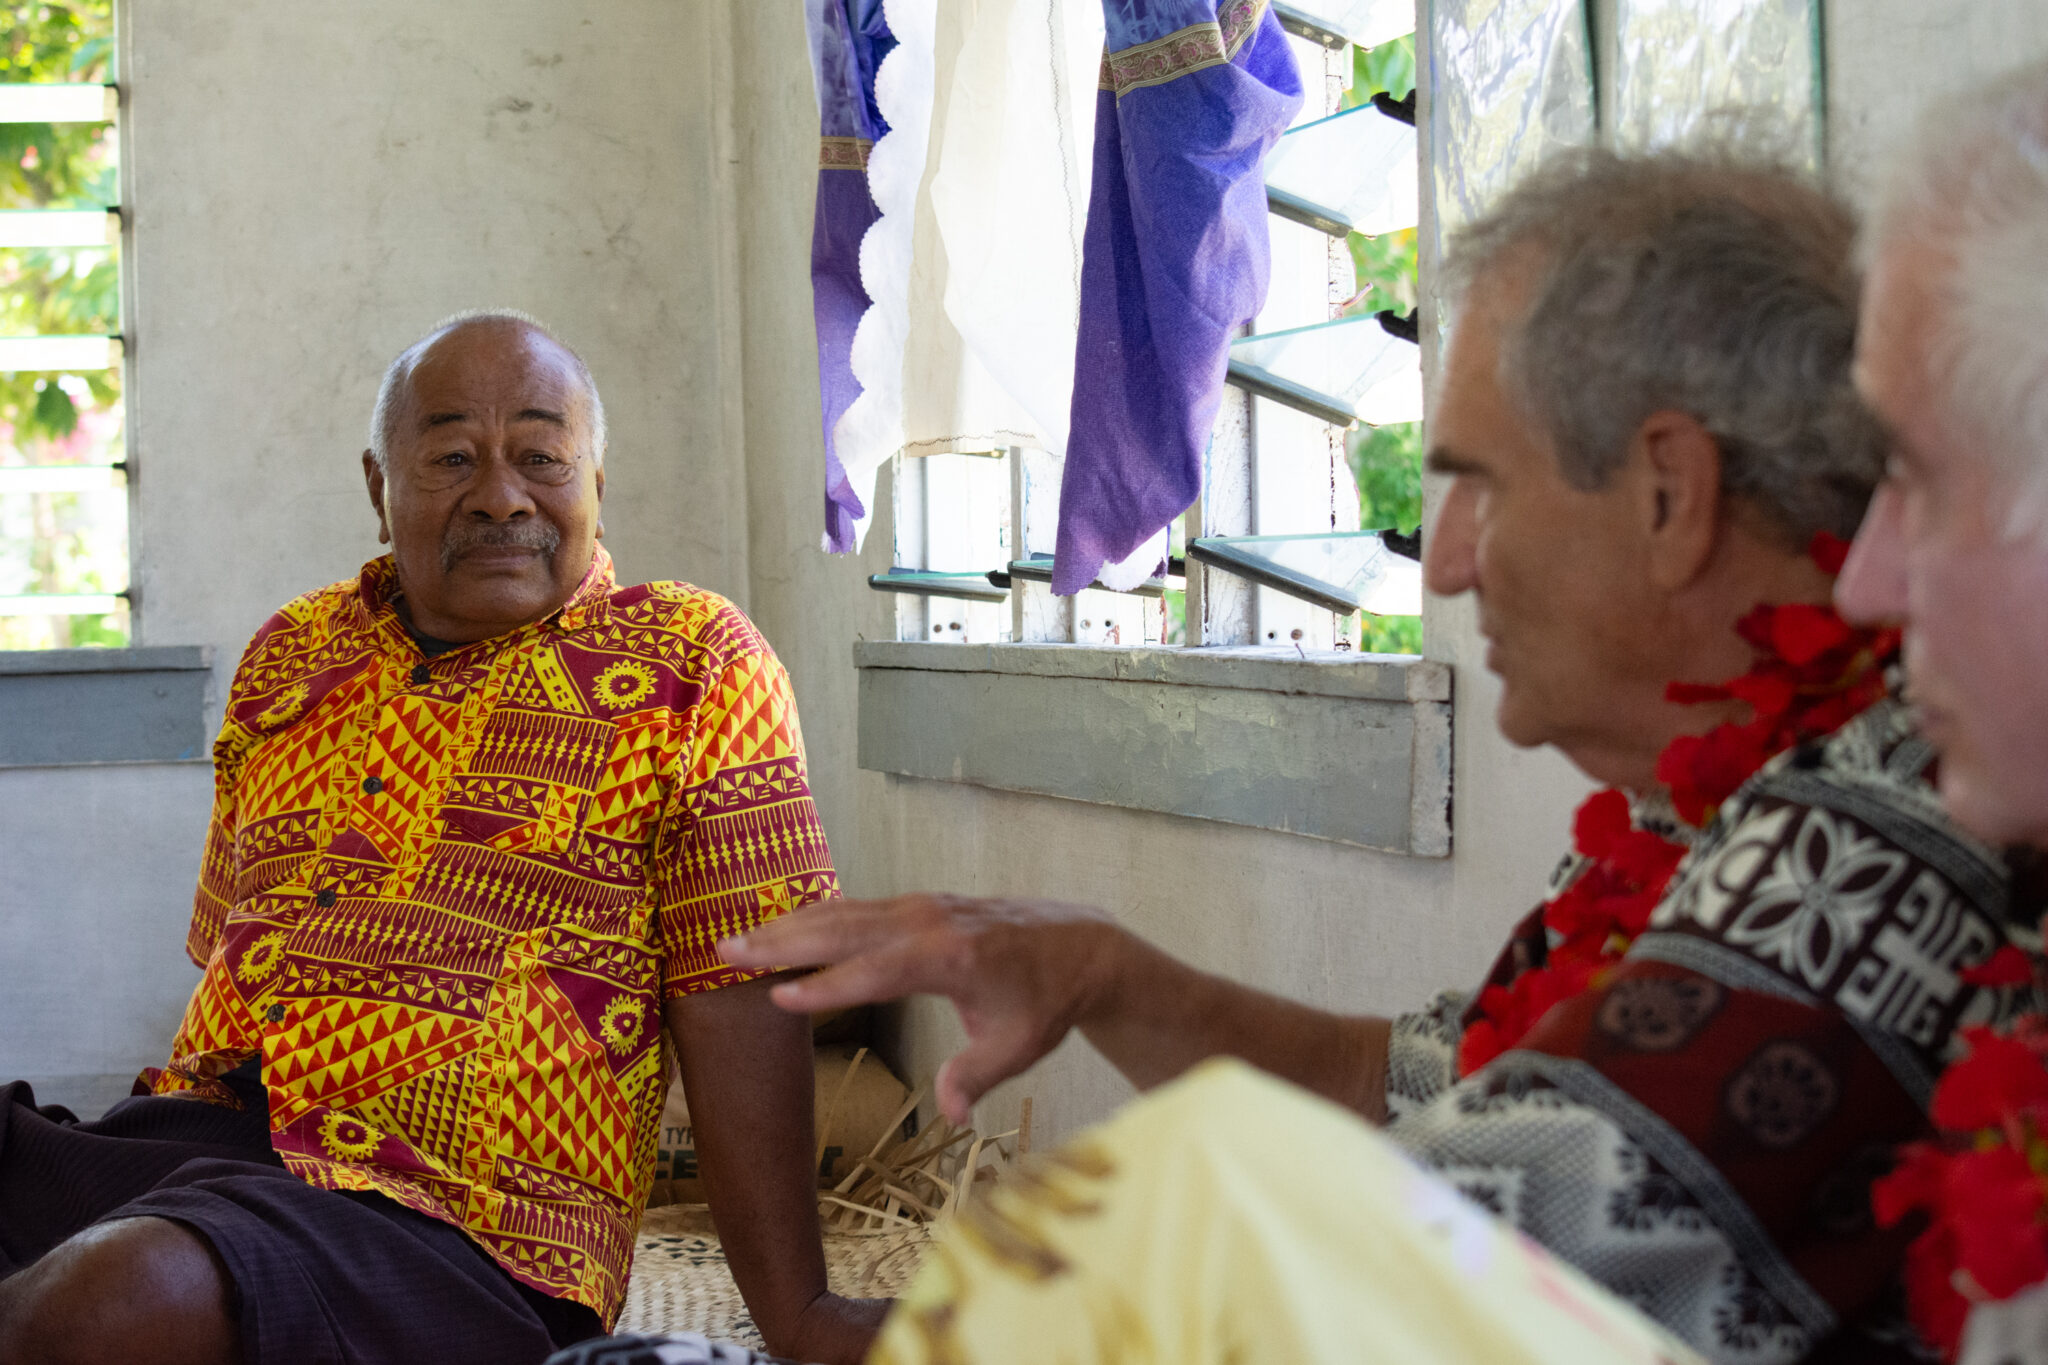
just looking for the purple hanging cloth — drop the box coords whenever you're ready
[1052,0,1302,593]
[809,0,895,553]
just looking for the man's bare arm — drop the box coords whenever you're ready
[664,979,886,1365]
[720,895,1392,1125]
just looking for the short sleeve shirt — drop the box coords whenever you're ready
[148,547,837,1324]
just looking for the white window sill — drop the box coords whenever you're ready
[852,641,1452,856]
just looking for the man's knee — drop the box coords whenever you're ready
[0,1216,242,1365]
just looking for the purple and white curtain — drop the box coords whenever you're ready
[806,0,892,553]
[1054,0,1301,592]
[808,0,1300,584]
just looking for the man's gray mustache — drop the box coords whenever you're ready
[441,521,561,573]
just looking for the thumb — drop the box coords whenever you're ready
[933,1029,1044,1127]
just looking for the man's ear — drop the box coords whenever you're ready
[1632,410,1721,591]
[594,464,605,541]
[363,450,391,546]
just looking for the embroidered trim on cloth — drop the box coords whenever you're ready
[819,135,872,171]
[1098,0,1268,95]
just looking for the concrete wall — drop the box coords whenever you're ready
[0,762,210,1113]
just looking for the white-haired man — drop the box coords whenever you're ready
[1836,59,2048,1364]
[1838,61,2048,849]
[0,313,882,1365]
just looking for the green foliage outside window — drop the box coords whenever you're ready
[0,0,125,649]
[1339,34,1421,655]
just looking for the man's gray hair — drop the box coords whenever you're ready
[1444,146,1881,545]
[368,308,608,470]
[1863,60,2048,541]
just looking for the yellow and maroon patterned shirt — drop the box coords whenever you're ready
[149,546,836,1323]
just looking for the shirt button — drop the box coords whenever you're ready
[411,665,431,685]
[315,888,337,908]
[362,775,384,794]
[265,1004,286,1023]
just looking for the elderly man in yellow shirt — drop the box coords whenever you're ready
[0,312,882,1365]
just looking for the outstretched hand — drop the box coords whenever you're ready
[719,894,1122,1125]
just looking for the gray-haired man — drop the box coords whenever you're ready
[700,150,2035,1364]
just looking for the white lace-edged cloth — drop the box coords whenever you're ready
[833,0,1103,552]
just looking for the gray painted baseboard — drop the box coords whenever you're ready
[0,646,214,766]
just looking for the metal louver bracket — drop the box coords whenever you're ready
[1271,0,1416,49]
[1265,101,1418,240]
[866,568,1010,603]
[1187,531,1422,617]
[1370,89,1415,126]
[1005,553,1181,599]
[1379,526,1421,562]
[1226,312,1423,428]
[1377,309,1418,344]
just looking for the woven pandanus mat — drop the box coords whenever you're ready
[615,1204,934,1346]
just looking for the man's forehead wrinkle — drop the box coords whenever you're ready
[412,405,571,436]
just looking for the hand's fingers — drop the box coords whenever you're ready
[719,896,933,968]
[767,936,957,1013]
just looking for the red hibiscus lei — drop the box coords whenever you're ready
[1456,533,1901,1077]
[1874,968,2048,1359]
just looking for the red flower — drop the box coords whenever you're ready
[1727,671,1797,718]
[1457,1017,1509,1076]
[1456,957,1600,1074]
[1930,1028,2048,1133]
[1948,1146,2048,1299]
[1657,723,1772,826]
[1572,789,1634,860]
[1810,530,1853,575]
[1902,1222,1974,1361]
[1768,603,1855,666]
[1874,1141,1949,1229]
[1962,945,2038,989]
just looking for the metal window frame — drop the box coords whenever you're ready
[0,49,134,641]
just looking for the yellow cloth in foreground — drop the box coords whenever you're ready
[871,1060,1705,1365]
